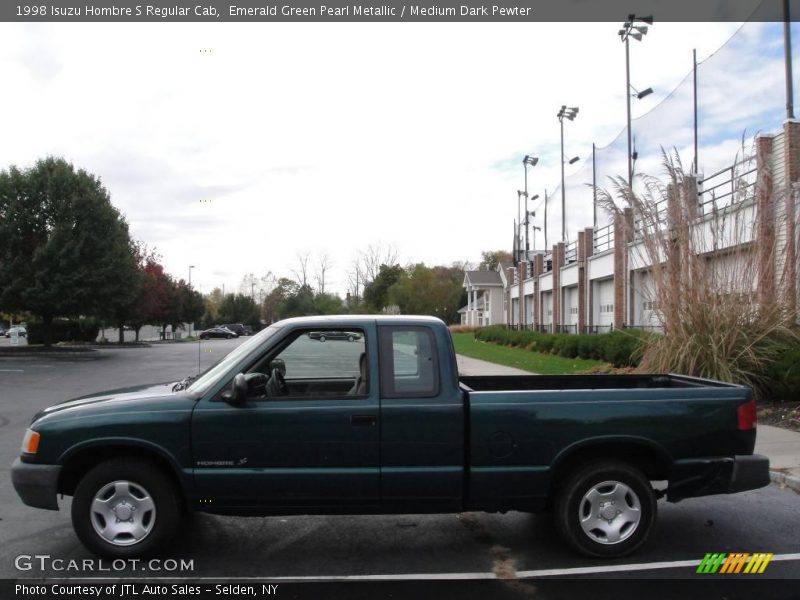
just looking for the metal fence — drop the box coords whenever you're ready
[523,7,790,251]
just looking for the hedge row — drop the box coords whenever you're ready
[27,318,100,344]
[763,347,800,402]
[474,325,649,368]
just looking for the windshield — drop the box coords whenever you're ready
[188,324,282,395]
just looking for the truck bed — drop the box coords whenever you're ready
[459,373,743,392]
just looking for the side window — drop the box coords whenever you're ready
[379,326,439,398]
[246,329,368,399]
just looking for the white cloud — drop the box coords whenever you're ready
[1,19,783,296]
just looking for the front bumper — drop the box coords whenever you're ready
[11,457,61,510]
[667,454,770,502]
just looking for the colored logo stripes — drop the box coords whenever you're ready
[696,553,773,574]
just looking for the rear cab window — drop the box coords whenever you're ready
[378,326,440,398]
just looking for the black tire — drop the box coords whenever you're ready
[227,334,233,339]
[347,335,354,342]
[554,460,656,558]
[71,458,182,558]
[319,335,326,342]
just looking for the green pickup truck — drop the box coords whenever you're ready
[12,315,770,559]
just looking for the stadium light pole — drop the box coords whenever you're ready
[188,265,195,287]
[523,155,538,260]
[557,106,579,242]
[619,14,654,187]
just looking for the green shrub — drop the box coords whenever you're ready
[577,335,596,359]
[763,347,800,402]
[473,326,647,368]
[560,335,580,359]
[27,318,99,345]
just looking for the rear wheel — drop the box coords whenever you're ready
[347,335,354,342]
[554,460,656,558]
[71,458,181,558]
[319,335,326,342]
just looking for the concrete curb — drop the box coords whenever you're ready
[770,470,800,493]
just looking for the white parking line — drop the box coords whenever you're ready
[46,553,800,581]
[0,369,24,372]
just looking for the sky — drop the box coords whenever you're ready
[0,15,792,298]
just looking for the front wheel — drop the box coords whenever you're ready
[71,458,181,558]
[554,460,656,558]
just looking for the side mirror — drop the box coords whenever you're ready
[222,373,248,404]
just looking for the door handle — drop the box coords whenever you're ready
[351,414,377,426]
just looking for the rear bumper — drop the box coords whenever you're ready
[11,457,61,511]
[667,454,770,502]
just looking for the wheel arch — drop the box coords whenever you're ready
[57,439,187,501]
[550,436,672,490]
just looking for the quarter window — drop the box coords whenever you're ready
[379,326,439,398]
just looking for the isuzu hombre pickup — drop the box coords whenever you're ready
[12,315,770,559]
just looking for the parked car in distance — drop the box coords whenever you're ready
[241,325,254,336]
[5,326,27,338]
[199,327,238,340]
[220,323,248,337]
[308,330,362,342]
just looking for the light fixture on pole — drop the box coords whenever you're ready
[523,155,538,260]
[557,105,579,243]
[188,265,195,287]
[527,195,540,251]
[619,14,654,187]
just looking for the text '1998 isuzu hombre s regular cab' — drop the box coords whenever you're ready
[12,316,770,559]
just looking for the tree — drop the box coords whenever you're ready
[202,287,224,328]
[478,250,513,271]
[277,284,315,319]
[171,279,205,333]
[388,263,464,323]
[261,278,297,324]
[218,293,260,328]
[132,253,172,341]
[292,251,311,287]
[362,264,404,312]
[358,243,399,284]
[315,253,332,294]
[0,157,139,346]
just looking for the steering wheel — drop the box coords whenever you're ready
[270,367,289,395]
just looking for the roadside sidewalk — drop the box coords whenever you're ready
[456,354,800,494]
[756,424,800,493]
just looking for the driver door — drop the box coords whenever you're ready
[191,322,379,511]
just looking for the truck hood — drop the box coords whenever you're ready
[32,381,191,424]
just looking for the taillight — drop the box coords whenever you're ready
[737,399,757,431]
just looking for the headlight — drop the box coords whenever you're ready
[21,428,40,455]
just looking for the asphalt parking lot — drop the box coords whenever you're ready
[1,339,798,595]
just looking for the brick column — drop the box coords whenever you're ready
[552,243,565,331]
[532,254,543,329]
[518,260,527,327]
[613,208,633,329]
[506,267,516,326]
[583,227,594,329]
[755,134,776,308]
[783,121,799,321]
[577,230,590,334]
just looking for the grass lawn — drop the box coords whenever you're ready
[451,332,609,375]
